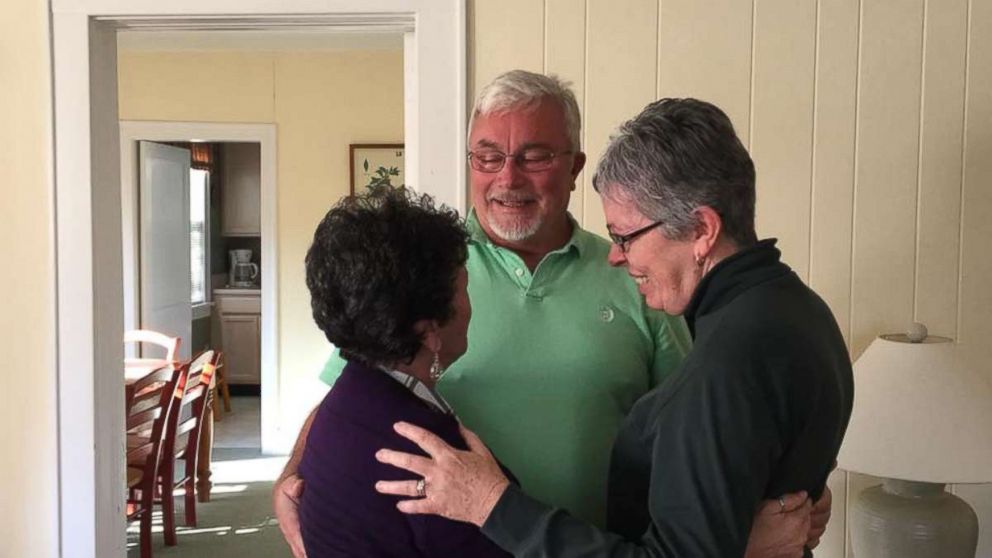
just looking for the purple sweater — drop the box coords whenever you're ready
[298,360,514,558]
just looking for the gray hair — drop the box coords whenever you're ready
[593,98,757,247]
[469,70,582,151]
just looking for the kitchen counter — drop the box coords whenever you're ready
[214,286,260,296]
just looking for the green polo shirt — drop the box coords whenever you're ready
[319,212,691,527]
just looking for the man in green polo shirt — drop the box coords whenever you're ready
[274,70,827,557]
[434,72,688,528]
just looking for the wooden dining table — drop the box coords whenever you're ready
[124,357,215,502]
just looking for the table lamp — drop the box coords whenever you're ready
[838,323,992,557]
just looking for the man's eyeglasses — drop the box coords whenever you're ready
[608,220,665,253]
[467,148,573,173]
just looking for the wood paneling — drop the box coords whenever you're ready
[956,1,992,554]
[750,0,817,281]
[657,0,754,142]
[471,0,545,98]
[850,0,924,356]
[583,0,658,235]
[915,0,968,339]
[958,0,992,349]
[468,1,992,555]
[545,0,588,220]
[810,0,860,347]
[808,1,861,555]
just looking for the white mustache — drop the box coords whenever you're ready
[487,193,536,203]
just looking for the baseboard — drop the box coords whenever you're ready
[229,384,261,396]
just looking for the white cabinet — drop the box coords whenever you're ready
[221,143,261,236]
[214,290,261,385]
[221,314,260,385]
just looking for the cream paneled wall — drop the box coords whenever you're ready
[469,1,992,557]
[118,48,404,439]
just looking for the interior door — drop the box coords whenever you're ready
[138,141,192,360]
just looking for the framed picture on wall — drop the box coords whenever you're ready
[349,143,405,194]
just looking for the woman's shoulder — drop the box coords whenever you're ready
[326,368,457,425]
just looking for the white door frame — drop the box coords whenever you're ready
[120,121,280,454]
[51,2,465,556]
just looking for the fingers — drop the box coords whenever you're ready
[778,490,809,513]
[375,449,433,476]
[813,485,833,514]
[375,479,423,498]
[288,536,308,558]
[273,475,308,557]
[281,475,305,503]
[396,497,439,515]
[394,421,455,458]
[754,498,781,517]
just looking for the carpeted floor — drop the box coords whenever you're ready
[127,436,293,556]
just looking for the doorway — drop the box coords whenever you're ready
[120,122,278,458]
[51,4,465,557]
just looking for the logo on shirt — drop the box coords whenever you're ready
[599,305,616,323]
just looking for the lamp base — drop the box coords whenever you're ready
[851,479,978,558]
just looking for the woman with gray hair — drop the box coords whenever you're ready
[375,98,853,557]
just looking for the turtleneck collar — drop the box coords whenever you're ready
[683,239,791,337]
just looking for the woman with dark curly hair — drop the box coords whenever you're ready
[295,186,514,558]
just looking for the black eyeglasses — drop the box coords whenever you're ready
[608,220,665,253]
[467,148,573,173]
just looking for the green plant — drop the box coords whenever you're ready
[363,159,400,189]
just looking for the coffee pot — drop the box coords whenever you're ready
[229,249,259,287]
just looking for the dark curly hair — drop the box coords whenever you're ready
[305,185,468,367]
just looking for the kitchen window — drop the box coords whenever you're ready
[190,168,210,314]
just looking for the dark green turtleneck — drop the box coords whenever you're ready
[482,239,854,558]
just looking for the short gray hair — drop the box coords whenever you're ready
[469,70,582,151]
[593,98,757,247]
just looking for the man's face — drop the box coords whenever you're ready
[468,100,584,245]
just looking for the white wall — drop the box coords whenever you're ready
[469,0,992,556]
[0,0,60,556]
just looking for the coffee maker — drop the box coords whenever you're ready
[229,249,259,287]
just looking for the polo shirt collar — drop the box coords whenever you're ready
[465,208,586,257]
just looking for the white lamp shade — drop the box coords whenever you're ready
[838,334,992,484]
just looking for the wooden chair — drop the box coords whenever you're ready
[125,329,181,362]
[126,363,185,558]
[158,350,218,545]
[211,351,232,421]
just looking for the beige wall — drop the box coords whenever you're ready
[471,0,992,556]
[0,0,59,556]
[118,48,404,435]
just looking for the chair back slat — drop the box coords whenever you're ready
[126,436,154,452]
[124,329,181,362]
[160,350,218,493]
[126,407,163,432]
[126,443,155,466]
[125,363,185,489]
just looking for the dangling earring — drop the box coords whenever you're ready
[429,352,445,381]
